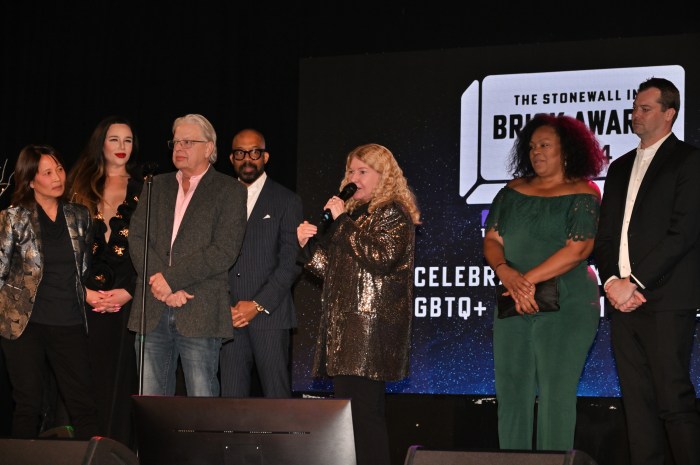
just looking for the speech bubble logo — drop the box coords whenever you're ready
[460,65,685,204]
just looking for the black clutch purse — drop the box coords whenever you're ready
[496,277,559,319]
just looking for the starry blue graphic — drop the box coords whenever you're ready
[292,37,700,397]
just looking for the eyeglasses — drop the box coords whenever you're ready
[231,149,265,161]
[167,139,207,149]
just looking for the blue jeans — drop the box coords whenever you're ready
[135,308,221,396]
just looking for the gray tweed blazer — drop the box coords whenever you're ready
[128,166,247,338]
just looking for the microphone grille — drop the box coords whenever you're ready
[339,182,357,199]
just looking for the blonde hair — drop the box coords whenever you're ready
[342,143,421,225]
[172,113,217,163]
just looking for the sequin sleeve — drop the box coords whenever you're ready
[305,241,329,280]
[332,202,413,274]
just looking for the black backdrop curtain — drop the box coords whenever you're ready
[3,3,697,208]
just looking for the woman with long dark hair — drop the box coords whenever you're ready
[68,115,142,447]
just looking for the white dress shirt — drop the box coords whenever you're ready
[616,132,672,288]
[242,171,267,219]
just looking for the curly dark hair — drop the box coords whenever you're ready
[508,113,607,180]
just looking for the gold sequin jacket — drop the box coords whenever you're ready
[305,201,415,381]
[0,203,93,339]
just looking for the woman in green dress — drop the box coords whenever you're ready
[483,114,607,451]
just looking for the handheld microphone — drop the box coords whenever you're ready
[320,183,357,224]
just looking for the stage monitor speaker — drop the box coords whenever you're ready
[404,445,599,465]
[0,436,138,465]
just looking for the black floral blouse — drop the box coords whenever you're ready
[86,178,142,295]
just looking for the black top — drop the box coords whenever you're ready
[87,178,142,294]
[348,202,369,221]
[32,201,82,325]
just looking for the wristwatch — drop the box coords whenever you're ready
[253,301,267,314]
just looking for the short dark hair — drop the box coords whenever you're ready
[638,77,680,124]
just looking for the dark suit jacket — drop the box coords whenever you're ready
[594,133,700,311]
[229,177,303,330]
[128,166,247,338]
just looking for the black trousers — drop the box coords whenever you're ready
[220,327,291,398]
[611,308,700,465]
[334,375,391,465]
[86,304,137,448]
[1,322,99,439]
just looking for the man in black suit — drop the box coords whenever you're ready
[594,77,700,465]
[219,129,303,398]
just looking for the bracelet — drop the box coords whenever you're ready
[494,262,507,271]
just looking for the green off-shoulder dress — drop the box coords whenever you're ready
[485,187,600,451]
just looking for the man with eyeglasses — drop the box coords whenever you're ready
[219,128,302,398]
[128,114,247,397]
